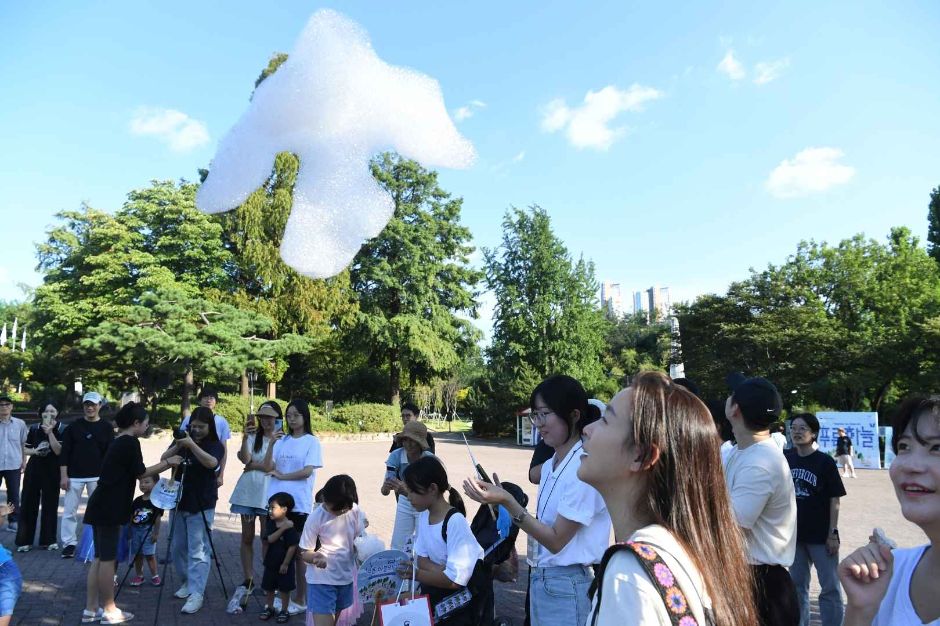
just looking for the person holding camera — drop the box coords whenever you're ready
[15,400,63,552]
[180,386,232,487]
[160,406,226,615]
[0,394,27,534]
[81,402,181,625]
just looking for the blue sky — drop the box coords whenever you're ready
[2,1,939,338]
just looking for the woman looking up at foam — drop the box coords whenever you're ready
[578,371,758,625]
[463,374,611,626]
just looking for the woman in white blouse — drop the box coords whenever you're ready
[464,375,610,626]
[577,372,758,626]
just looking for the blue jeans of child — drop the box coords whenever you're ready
[789,541,843,626]
[171,509,215,596]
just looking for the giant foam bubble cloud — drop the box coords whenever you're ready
[196,9,476,278]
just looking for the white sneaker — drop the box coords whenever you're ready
[174,583,191,599]
[287,600,306,615]
[181,593,204,614]
[100,609,135,624]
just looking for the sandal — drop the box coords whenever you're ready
[276,610,290,623]
[259,606,276,621]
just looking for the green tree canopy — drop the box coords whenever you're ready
[349,153,481,405]
[483,205,607,412]
[676,227,940,414]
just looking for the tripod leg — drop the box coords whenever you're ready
[114,524,152,601]
[199,507,228,600]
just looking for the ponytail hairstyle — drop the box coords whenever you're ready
[402,456,465,515]
[254,400,282,454]
[114,401,148,430]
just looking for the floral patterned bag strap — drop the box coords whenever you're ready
[622,541,700,626]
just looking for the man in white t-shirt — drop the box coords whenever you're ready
[723,373,799,626]
[181,386,232,487]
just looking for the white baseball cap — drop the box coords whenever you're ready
[82,391,103,405]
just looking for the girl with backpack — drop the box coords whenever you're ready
[397,456,483,625]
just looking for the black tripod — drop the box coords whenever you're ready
[140,455,228,625]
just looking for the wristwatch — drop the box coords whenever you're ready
[830,529,840,539]
[512,510,530,525]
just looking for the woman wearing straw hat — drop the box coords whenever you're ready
[381,420,436,552]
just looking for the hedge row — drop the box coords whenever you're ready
[157,394,401,435]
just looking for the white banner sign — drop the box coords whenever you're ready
[816,412,881,469]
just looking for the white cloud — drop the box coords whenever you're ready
[717,50,746,80]
[766,147,856,198]
[129,107,210,152]
[753,58,790,85]
[512,150,525,163]
[539,84,662,151]
[453,99,486,121]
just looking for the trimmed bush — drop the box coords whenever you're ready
[328,403,400,433]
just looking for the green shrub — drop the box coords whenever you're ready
[329,403,400,433]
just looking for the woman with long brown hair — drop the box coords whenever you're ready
[578,371,758,625]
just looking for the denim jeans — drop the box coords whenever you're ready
[0,470,21,524]
[171,508,215,596]
[789,541,844,626]
[0,559,22,617]
[529,564,593,626]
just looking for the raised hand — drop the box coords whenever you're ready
[838,540,894,619]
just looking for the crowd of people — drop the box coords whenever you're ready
[0,372,936,626]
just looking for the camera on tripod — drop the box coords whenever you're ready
[172,427,188,440]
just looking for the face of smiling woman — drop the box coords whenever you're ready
[577,387,635,490]
[890,413,940,532]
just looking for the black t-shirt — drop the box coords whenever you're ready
[84,435,146,527]
[784,449,847,544]
[60,418,114,478]
[836,435,852,456]
[25,423,63,477]
[389,431,436,454]
[130,496,164,528]
[175,439,225,513]
[263,517,301,570]
[529,440,554,469]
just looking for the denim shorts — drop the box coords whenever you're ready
[307,582,353,615]
[128,524,156,558]
[230,504,268,517]
[0,560,22,617]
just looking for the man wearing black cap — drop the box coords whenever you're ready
[723,374,798,626]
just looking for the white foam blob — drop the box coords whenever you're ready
[196,9,476,278]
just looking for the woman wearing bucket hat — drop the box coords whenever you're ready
[381,420,436,551]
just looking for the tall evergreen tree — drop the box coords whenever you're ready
[928,185,940,266]
[484,205,607,409]
[350,153,481,405]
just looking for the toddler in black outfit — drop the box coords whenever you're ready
[261,492,300,623]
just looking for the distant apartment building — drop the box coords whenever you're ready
[647,285,671,321]
[632,291,645,316]
[600,281,625,316]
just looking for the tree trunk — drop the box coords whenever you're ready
[389,350,401,407]
[266,381,276,399]
[181,363,194,417]
[240,370,250,398]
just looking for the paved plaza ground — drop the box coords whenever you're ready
[4,430,928,625]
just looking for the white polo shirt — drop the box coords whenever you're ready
[534,441,611,568]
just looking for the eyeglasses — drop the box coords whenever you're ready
[528,410,554,425]
[790,426,811,433]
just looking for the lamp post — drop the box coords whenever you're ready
[247,370,258,414]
